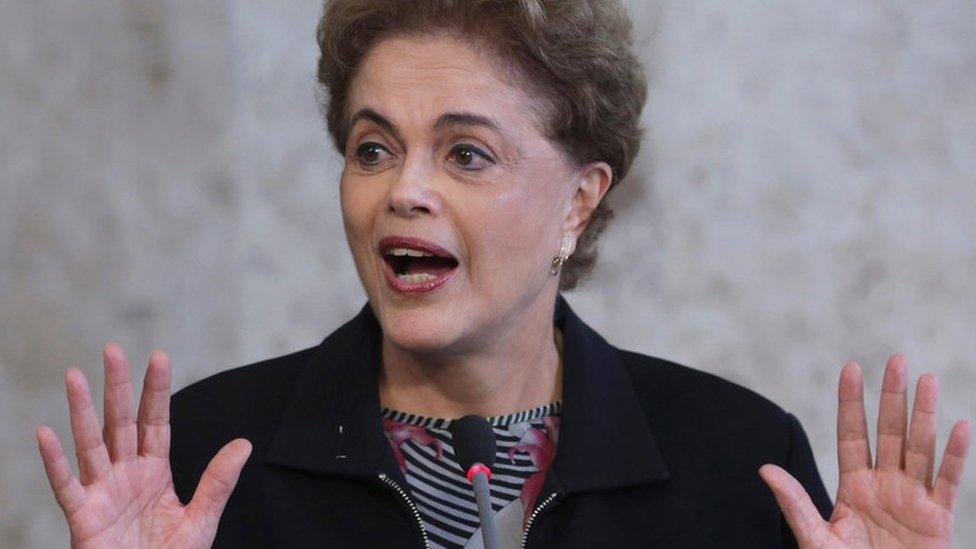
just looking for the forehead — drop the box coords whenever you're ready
[347,34,545,135]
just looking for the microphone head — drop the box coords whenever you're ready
[448,414,497,472]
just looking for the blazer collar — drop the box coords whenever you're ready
[265,294,670,493]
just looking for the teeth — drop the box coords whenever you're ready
[386,247,434,257]
[395,272,437,284]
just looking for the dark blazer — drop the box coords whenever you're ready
[170,294,833,547]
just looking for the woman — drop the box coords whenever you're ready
[35,0,970,547]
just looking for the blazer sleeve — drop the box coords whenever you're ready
[781,412,834,547]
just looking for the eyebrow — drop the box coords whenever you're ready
[433,112,503,133]
[348,107,505,144]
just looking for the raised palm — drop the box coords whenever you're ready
[36,344,252,548]
[760,355,971,548]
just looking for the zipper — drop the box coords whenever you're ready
[377,472,431,549]
[520,491,562,549]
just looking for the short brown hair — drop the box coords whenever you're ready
[316,0,647,290]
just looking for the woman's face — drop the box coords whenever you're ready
[340,34,603,354]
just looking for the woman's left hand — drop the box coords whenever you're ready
[759,354,971,548]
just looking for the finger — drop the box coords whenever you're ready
[65,368,113,485]
[875,354,908,471]
[837,362,872,477]
[905,373,938,485]
[759,464,830,547]
[933,420,971,511]
[136,350,172,459]
[185,439,252,524]
[102,343,137,463]
[36,425,87,516]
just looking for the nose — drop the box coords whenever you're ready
[386,154,441,218]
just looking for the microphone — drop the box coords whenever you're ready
[449,414,499,549]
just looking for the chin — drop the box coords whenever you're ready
[378,301,469,353]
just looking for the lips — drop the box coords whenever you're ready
[378,236,459,294]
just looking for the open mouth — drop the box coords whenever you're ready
[378,236,459,293]
[383,249,459,283]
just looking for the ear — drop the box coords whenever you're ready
[562,161,613,241]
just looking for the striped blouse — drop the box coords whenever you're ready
[381,402,562,548]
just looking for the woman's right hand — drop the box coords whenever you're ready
[36,343,252,548]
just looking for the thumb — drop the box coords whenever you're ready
[759,463,829,547]
[186,438,252,525]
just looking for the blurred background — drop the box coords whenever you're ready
[2,0,974,545]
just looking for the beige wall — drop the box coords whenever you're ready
[2,1,973,545]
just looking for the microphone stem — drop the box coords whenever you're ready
[471,472,499,549]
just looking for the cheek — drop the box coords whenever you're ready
[463,181,562,278]
[340,177,383,255]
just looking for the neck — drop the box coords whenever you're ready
[377,292,563,419]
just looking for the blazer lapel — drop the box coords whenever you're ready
[550,294,670,493]
[264,303,398,480]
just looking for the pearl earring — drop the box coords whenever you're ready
[550,233,575,275]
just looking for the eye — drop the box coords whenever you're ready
[354,142,392,168]
[448,144,495,171]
